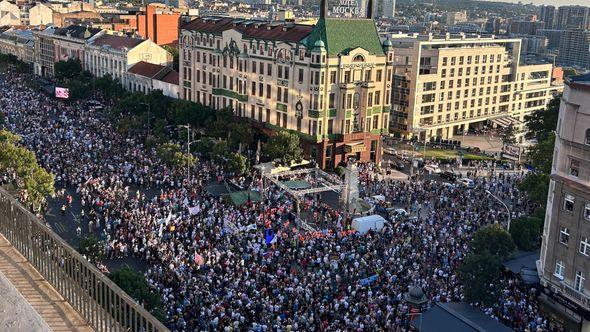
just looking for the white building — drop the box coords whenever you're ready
[29,3,53,26]
[0,0,20,26]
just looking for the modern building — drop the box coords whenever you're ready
[389,34,562,140]
[445,11,468,26]
[557,5,590,30]
[540,5,556,30]
[509,20,545,36]
[179,1,393,168]
[539,73,590,332]
[558,29,590,70]
[536,29,564,50]
[382,0,395,18]
[84,33,172,84]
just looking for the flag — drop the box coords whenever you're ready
[188,206,200,215]
[165,211,174,225]
[265,229,275,245]
[194,253,204,266]
[246,224,257,231]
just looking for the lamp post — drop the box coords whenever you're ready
[485,189,512,231]
[178,124,198,180]
[139,102,151,138]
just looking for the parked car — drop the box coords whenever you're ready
[390,208,408,220]
[458,178,475,189]
[440,171,458,182]
[383,147,397,156]
[394,161,405,170]
[424,164,442,174]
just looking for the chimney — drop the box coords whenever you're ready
[319,0,327,19]
[367,0,374,19]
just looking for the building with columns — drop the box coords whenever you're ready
[539,73,590,332]
[389,34,562,141]
[179,0,393,168]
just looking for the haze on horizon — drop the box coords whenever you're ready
[481,0,590,6]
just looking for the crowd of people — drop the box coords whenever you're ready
[0,71,562,331]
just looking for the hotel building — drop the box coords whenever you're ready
[539,73,590,331]
[179,1,394,168]
[389,34,562,141]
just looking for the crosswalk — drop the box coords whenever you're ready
[52,222,67,234]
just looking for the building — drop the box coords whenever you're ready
[84,33,171,84]
[389,34,562,140]
[536,29,563,50]
[382,0,395,19]
[126,60,179,98]
[558,29,590,70]
[29,3,53,26]
[509,20,544,36]
[540,5,556,30]
[135,4,181,46]
[538,73,590,332]
[52,25,103,65]
[0,27,34,64]
[445,11,468,26]
[33,26,56,77]
[557,6,590,30]
[179,1,393,168]
[0,0,20,26]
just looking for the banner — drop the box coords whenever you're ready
[188,206,200,215]
[55,87,69,99]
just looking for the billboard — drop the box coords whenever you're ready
[502,144,521,162]
[55,87,69,99]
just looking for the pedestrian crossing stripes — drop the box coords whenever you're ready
[52,223,67,234]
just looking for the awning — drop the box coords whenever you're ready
[489,116,522,128]
[343,142,366,153]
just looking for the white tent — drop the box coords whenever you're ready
[352,214,386,234]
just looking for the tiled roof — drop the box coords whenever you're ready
[91,34,143,50]
[306,18,385,57]
[128,61,166,78]
[182,17,313,43]
[54,25,102,40]
[159,70,179,84]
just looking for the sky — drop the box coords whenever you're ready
[480,0,590,5]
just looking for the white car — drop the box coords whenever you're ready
[458,178,475,189]
[424,164,442,174]
[383,147,397,156]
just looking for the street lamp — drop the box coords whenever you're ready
[139,102,151,137]
[485,189,511,231]
[178,124,198,180]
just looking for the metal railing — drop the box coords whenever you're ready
[0,188,169,332]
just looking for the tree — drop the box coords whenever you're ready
[163,45,179,71]
[500,124,516,146]
[524,95,561,142]
[458,252,502,306]
[78,235,104,263]
[510,215,544,251]
[54,59,83,82]
[205,108,234,138]
[0,111,4,127]
[109,265,166,322]
[211,141,229,162]
[156,143,195,169]
[0,130,54,210]
[227,153,248,175]
[264,131,303,166]
[527,133,555,174]
[470,224,515,261]
[518,173,550,206]
[228,123,253,153]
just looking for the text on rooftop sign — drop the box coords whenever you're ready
[332,0,362,15]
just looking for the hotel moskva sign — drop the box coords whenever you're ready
[332,0,362,15]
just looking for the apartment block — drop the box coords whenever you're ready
[557,6,590,30]
[179,11,393,168]
[539,73,590,331]
[389,34,562,141]
[558,29,590,70]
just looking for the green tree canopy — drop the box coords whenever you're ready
[470,224,516,261]
[510,214,544,251]
[78,235,104,263]
[109,265,166,322]
[228,122,253,153]
[54,59,83,82]
[458,252,502,306]
[264,131,303,166]
[227,152,248,175]
[518,173,550,206]
[524,95,561,142]
[156,142,195,169]
[527,133,555,174]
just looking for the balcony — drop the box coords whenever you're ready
[212,88,248,102]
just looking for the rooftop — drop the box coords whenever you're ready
[128,61,167,78]
[91,34,144,50]
[411,302,513,332]
[54,25,102,40]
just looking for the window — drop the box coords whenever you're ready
[376,70,382,81]
[586,129,590,145]
[298,68,304,83]
[560,227,570,245]
[581,238,590,256]
[564,194,575,212]
[570,160,580,177]
[585,203,590,221]
[555,260,565,279]
[575,271,585,292]
[330,71,336,84]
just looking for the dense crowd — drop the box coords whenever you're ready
[0,71,561,331]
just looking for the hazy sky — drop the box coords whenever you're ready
[481,0,590,5]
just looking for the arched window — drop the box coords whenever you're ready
[353,54,364,62]
[585,128,590,145]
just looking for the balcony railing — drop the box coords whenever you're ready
[0,188,169,332]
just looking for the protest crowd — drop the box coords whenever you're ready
[0,71,562,331]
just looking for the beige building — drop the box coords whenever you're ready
[0,27,35,64]
[33,26,56,77]
[29,3,53,26]
[126,61,179,98]
[53,25,102,65]
[179,10,393,168]
[539,73,590,332]
[389,34,562,141]
[0,0,20,26]
[84,34,171,84]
